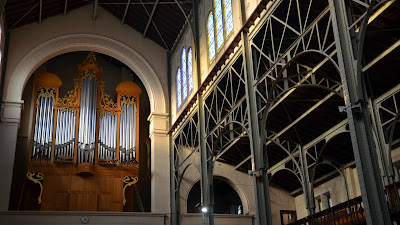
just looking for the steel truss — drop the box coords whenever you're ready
[169,0,398,225]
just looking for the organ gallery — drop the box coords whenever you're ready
[24,52,143,211]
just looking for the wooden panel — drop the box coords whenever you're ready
[70,176,85,192]
[113,177,122,203]
[69,192,98,211]
[97,194,112,212]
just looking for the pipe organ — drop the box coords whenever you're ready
[27,52,142,211]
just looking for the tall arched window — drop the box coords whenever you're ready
[214,0,224,50]
[176,47,194,110]
[177,67,182,108]
[187,48,193,93]
[182,48,187,100]
[207,0,234,63]
[207,13,216,61]
[224,0,233,36]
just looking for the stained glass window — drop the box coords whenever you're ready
[207,13,216,61]
[182,48,187,101]
[177,67,182,109]
[187,48,193,93]
[214,0,224,50]
[224,0,233,36]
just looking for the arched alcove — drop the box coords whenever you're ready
[187,177,243,214]
[9,52,151,212]
[3,34,166,114]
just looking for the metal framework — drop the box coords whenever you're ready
[169,0,399,225]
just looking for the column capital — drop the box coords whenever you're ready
[1,99,24,125]
[147,112,169,138]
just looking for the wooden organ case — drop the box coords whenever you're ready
[26,52,142,212]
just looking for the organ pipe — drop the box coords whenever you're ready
[30,53,142,170]
[32,88,56,160]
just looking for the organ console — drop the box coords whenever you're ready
[26,52,142,211]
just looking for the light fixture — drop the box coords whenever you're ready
[201,207,208,213]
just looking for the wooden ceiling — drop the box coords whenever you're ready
[4,0,193,50]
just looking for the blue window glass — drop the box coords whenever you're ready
[182,48,187,101]
[207,13,216,61]
[224,0,233,36]
[187,48,193,93]
[214,0,224,50]
[177,67,182,109]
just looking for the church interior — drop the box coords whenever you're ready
[0,0,399,225]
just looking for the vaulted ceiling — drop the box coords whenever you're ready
[4,0,193,50]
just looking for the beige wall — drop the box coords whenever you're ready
[269,186,296,225]
[294,167,361,219]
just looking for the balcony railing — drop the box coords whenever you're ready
[288,196,365,225]
[386,181,400,223]
[287,181,400,225]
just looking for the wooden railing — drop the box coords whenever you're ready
[386,181,400,223]
[288,196,365,225]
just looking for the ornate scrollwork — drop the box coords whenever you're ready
[78,52,100,68]
[120,95,137,106]
[58,78,80,106]
[99,81,118,109]
[81,70,98,80]
[122,176,138,206]
[58,107,77,116]
[26,172,44,204]
[36,88,56,107]
[99,110,118,118]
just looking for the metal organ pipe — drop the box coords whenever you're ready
[32,90,55,160]
[119,98,137,165]
[77,76,97,164]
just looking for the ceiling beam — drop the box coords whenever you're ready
[96,1,191,5]
[38,0,42,23]
[10,2,39,29]
[93,0,98,21]
[143,0,159,38]
[64,0,68,16]
[121,0,131,24]
[363,39,400,72]
[139,0,168,49]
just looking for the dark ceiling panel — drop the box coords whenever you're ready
[4,0,193,50]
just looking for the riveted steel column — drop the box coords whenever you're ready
[168,51,179,225]
[329,1,392,224]
[193,0,214,224]
[299,145,316,216]
[240,1,273,224]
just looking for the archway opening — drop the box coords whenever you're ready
[187,178,243,214]
[10,51,151,212]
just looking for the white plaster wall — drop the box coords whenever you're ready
[4,5,168,113]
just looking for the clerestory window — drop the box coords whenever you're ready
[207,0,234,63]
[177,47,193,110]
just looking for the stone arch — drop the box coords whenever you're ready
[213,175,249,215]
[3,34,166,114]
[184,173,250,215]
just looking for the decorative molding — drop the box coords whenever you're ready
[4,34,166,113]
[26,172,44,204]
[1,99,24,125]
[122,176,138,206]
